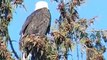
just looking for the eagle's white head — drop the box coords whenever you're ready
[35,1,49,10]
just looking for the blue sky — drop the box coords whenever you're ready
[8,0,107,60]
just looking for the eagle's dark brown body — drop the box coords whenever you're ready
[19,8,51,60]
[20,8,51,36]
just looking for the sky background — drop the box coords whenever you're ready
[8,0,107,60]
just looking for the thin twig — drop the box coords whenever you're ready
[8,36,19,59]
[77,43,79,60]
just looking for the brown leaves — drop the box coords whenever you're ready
[51,31,61,38]
[1,3,6,9]
[47,53,58,60]
[51,31,73,51]
[92,54,104,60]
[14,0,23,4]
[101,30,107,42]
[64,38,72,49]
[88,16,98,25]
[73,0,85,6]
[7,13,12,20]
[58,2,64,10]
[64,23,71,31]
[86,48,104,60]
[73,0,78,5]
[57,1,66,18]
[20,34,46,51]
[0,40,6,51]
[20,34,59,60]
[0,40,13,60]
[85,38,93,48]
[51,32,65,45]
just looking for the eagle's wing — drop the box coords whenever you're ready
[25,9,51,35]
[36,9,51,35]
[19,11,36,35]
[20,8,51,36]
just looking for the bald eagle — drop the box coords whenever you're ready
[20,1,51,36]
[19,1,51,60]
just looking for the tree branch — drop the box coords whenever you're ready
[8,36,19,59]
